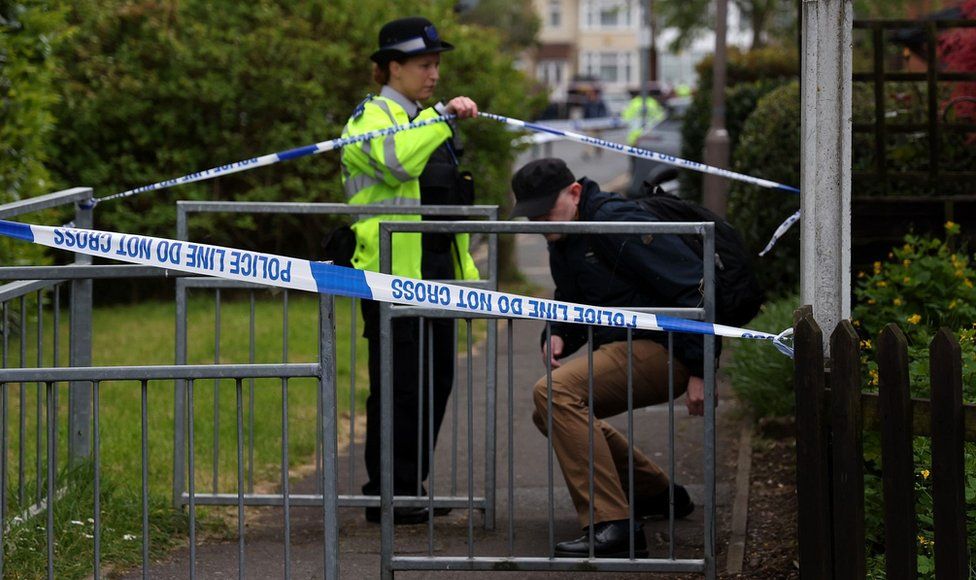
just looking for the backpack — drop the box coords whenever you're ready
[592,183,765,327]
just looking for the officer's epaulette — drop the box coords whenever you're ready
[351,93,374,120]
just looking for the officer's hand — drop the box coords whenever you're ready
[685,376,715,416]
[446,96,479,119]
[541,335,564,369]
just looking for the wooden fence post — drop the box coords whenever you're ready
[829,321,865,579]
[929,328,969,578]
[877,324,917,580]
[794,311,833,579]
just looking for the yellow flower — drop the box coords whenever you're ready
[860,339,873,349]
[908,313,922,325]
[956,270,965,278]
[965,279,974,289]
[902,276,911,284]
[893,298,903,307]
[921,469,930,479]
[950,299,958,310]
[945,220,958,232]
[902,259,911,268]
[903,243,914,253]
[873,261,882,275]
[877,280,888,288]
[869,369,879,386]
[853,319,861,327]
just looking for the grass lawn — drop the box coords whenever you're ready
[2,290,485,578]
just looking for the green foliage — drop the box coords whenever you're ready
[50,0,538,261]
[854,224,976,343]
[0,1,67,265]
[693,47,799,88]
[727,81,800,297]
[727,293,797,419]
[853,227,976,579]
[656,0,791,51]
[458,0,539,52]
[680,47,797,202]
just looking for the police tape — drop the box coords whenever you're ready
[477,113,802,195]
[759,209,802,257]
[90,111,799,210]
[0,219,795,358]
[92,113,459,207]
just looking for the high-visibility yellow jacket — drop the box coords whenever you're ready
[621,96,665,145]
[340,94,479,281]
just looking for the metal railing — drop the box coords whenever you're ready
[378,220,718,579]
[171,202,501,522]
[2,196,720,579]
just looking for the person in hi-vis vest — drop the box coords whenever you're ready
[340,16,480,525]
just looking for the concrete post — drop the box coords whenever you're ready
[800,0,853,339]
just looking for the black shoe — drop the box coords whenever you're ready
[634,484,695,520]
[554,520,648,558]
[364,505,430,525]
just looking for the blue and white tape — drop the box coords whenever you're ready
[478,112,802,195]
[759,209,801,257]
[0,219,794,357]
[94,113,459,206]
[93,111,800,208]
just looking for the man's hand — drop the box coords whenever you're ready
[685,376,718,416]
[445,96,478,119]
[541,335,564,369]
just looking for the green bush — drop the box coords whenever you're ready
[853,225,976,579]
[727,81,800,298]
[50,0,539,260]
[727,293,797,419]
[679,47,797,201]
[0,1,66,265]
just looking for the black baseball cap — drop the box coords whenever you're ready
[510,158,577,219]
[371,17,455,64]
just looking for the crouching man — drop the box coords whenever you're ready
[509,158,719,558]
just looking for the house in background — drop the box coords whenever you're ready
[528,0,751,111]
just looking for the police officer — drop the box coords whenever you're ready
[340,16,480,524]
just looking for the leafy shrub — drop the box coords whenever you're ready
[0,1,66,265]
[680,78,791,202]
[727,293,797,419]
[50,0,539,261]
[853,224,976,579]
[728,81,800,298]
[679,47,797,201]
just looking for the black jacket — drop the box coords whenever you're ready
[544,178,720,376]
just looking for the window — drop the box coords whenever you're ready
[548,0,562,28]
[537,60,565,87]
[581,0,634,30]
[581,51,635,85]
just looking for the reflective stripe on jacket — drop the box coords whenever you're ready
[340,94,479,280]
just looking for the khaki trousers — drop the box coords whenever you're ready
[531,340,690,527]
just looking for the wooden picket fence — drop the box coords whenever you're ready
[793,308,974,579]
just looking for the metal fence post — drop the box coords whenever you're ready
[173,210,189,508]
[319,295,340,579]
[69,194,94,463]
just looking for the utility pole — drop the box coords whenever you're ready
[639,0,651,130]
[702,0,730,217]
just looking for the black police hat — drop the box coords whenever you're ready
[371,17,455,64]
[510,158,577,219]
